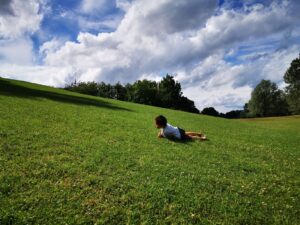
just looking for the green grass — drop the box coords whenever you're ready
[0,77,299,224]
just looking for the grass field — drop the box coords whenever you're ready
[0,77,299,224]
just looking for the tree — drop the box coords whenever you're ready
[284,54,300,114]
[131,79,159,105]
[248,80,288,117]
[113,82,127,100]
[124,83,134,101]
[157,75,199,113]
[201,107,219,117]
[242,103,250,117]
[64,75,200,114]
[224,110,243,119]
[177,96,200,113]
[158,75,182,108]
[65,81,98,96]
[97,82,111,98]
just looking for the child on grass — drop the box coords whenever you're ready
[155,115,207,141]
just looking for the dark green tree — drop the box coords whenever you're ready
[157,75,199,112]
[239,103,250,118]
[113,82,127,100]
[201,107,219,117]
[64,75,200,114]
[224,110,243,119]
[248,80,288,117]
[177,96,199,113]
[284,54,300,114]
[131,79,159,105]
[124,83,134,101]
[158,75,182,108]
[65,81,98,96]
[97,82,111,98]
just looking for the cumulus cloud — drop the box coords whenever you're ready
[43,0,218,80]
[118,0,217,35]
[0,0,43,38]
[184,83,253,113]
[260,46,300,84]
[0,64,73,87]
[0,0,14,15]
[0,0,49,84]
[0,0,46,70]
[39,38,68,56]
[76,0,126,32]
[181,46,299,112]
[44,1,295,82]
[0,37,35,65]
[116,0,132,12]
[188,1,292,63]
[175,54,252,112]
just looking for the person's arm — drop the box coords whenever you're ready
[157,130,164,138]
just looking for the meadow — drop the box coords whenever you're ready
[0,77,299,224]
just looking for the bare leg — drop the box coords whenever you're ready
[186,134,208,141]
[186,131,203,137]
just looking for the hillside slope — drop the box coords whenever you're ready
[0,77,299,224]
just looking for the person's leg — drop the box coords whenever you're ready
[186,134,208,141]
[186,131,203,137]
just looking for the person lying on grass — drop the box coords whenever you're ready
[155,115,207,141]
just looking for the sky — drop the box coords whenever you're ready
[0,0,299,112]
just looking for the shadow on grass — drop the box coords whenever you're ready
[0,79,132,111]
[166,137,209,144]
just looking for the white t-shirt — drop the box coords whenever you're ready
[161,123,181,139]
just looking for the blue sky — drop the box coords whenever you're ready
[0,0,299,112]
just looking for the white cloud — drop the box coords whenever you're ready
[117,0,217,35]
[80,0,114,15]
[0,64,73,87]
[43,0,218,80]
[184,83,252,113]
[116,0,132,12]
[0,0,44,38]
[261,46,300,83]
[0,0,46,68]
[39,37,72,57]
[75,0,125,32]
[189,1,292,60]
[78,14,123,31]
[0,38,35,65]
[180,46,299,113]
[175,54,252,112]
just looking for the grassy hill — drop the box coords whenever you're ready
[0,77,299,224]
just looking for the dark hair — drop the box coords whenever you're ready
[155,115,167,127]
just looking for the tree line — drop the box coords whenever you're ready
[65,54,300,118]
[201,54,300,118]
[65,75,199,113]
